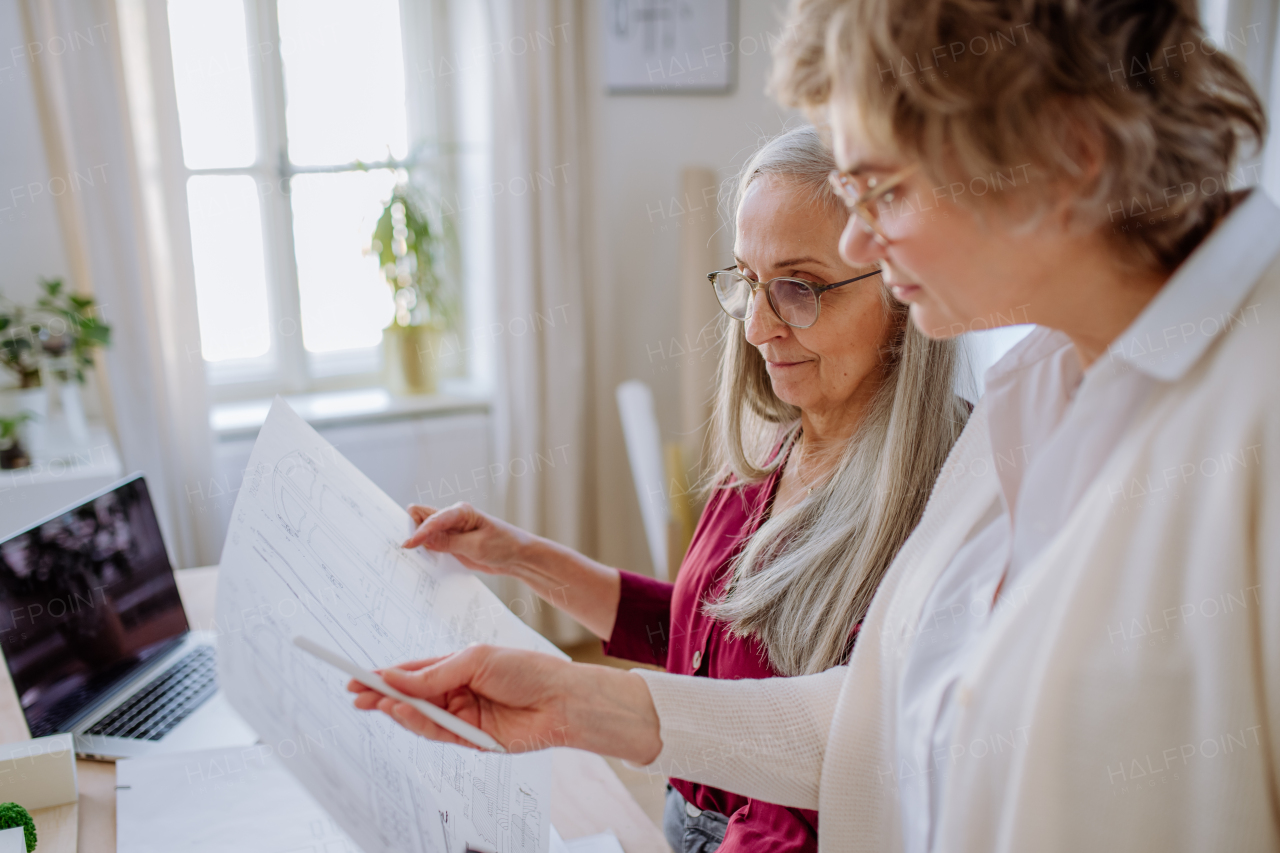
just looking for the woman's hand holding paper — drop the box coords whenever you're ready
[403,502,532,573]
[402,502,623,639]
[347,645,662,763]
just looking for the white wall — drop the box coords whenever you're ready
[0,2,72,308]
[581,0,796,575]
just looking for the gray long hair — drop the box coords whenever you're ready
[703,126,969,676]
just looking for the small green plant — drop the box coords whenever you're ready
[34,278,112,384]
[0,302,43,389]
[0,412,33,443]
[0,278,111,388]
[0,802,36,852]
[369,186,457,330]
[0,413,33,469]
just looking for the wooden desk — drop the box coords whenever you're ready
[0,566,669,853]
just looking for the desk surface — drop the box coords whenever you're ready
[0,566,669,853]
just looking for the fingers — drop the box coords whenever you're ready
[383,656,448,673]
[373,696,481,749]
[404,504,438,545]
[407,504,437,525]
[403,502,482,549]
[351,687,384,710]
[382,646,493,703]
[346,655,450,702]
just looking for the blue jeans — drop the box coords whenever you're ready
[662,785,729,853]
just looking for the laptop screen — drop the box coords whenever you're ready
[0,476,189,736]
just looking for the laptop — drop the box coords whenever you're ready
[0,474,257,760]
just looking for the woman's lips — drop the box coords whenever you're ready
[889,283,922,301]
[766,360,809,370]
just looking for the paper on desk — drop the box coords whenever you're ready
[215,398,566,853]
[117,746,358,853]
[556,828,626,853]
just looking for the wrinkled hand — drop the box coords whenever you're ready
[348,646,573,752]
[347,645,662,762]
[403,502,533,574]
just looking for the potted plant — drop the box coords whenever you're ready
[0,297,48,460]
[0,412,33,470]
[0,279,112,455]
[34,278,111,444]
[369,185,458,395]
[0,300,44,389]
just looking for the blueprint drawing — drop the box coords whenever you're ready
[216,398,563,853]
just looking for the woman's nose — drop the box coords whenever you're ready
[838,215,887,268]
[743,288,787,346]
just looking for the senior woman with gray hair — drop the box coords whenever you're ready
[387,125,967,853]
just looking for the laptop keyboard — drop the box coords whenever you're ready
[85,645,218,741]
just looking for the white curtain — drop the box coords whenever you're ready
[481,0,592,645]
[1205,0,1280,196]
[18,0,217,568]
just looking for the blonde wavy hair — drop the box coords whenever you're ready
[771,0,1267,271]
[704,127,970,676]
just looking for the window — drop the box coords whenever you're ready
[164,0,442,398]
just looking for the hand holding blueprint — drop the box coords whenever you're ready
[216,399,565,853]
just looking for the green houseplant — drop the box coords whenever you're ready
[0,279,112,456]
[0,295,49,461]
[0,302,44,390]
[34,278,112,384]
[370,185,458,395]
[0,412,33,470]
[0,801,36,851]
[33,278,111,445]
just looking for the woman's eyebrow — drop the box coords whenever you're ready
[732,255,829,269]
[773,256,830,269]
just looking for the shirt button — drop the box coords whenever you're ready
[691,650,703,670]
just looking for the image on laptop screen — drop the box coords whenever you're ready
[0,477,189,736]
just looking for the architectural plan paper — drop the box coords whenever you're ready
[215,399,565,853]
[117,746,358,853]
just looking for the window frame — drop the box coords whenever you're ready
[157,0,455,403]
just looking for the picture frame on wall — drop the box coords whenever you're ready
[603,0,737,95]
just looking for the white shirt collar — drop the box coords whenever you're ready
[981,189,1280,388]
[1105,189,1280,381]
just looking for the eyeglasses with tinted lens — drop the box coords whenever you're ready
[707,267,882,329]
[827,165,918,244]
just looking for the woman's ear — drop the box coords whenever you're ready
[1045,98,1107,223]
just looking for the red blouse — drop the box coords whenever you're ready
[604,459,821,853]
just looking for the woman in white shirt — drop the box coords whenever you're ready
[350,0,1279,849]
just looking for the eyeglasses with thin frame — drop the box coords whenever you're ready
[707,267,882,329]
[827,165,918,244]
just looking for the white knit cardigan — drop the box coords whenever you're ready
[635,195,1280,852]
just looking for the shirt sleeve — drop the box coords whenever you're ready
[630,667,846,810]
[601,570,674,666]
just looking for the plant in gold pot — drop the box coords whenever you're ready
[370,185,458,395]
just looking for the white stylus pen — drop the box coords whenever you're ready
[292,635,506,753]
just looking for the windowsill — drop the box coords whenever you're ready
[0,424,124,490]
[210,384,491,441]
